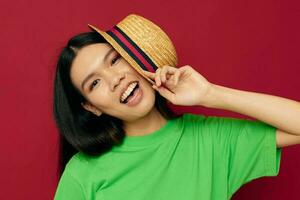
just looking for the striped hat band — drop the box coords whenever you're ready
[106,25,158,73]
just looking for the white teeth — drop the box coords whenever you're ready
[121,82,138,102]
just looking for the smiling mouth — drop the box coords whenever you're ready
[120,82,140,104]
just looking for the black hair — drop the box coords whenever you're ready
[52,31,182,177]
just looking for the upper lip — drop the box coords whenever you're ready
[120,80,139,102]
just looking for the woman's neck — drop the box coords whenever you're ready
[123,108,167,136]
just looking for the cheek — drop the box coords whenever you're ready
[86,88,113,107]
[141,80,156,102]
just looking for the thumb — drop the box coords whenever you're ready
[152,85,175,103]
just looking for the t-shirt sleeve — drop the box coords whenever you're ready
[203,115,282,198]
[54,170,86,200]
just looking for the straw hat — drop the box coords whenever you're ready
[87,14,178,85]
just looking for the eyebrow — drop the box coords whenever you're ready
[81,48,115,91]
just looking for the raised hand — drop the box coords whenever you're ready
[142,65,213,106]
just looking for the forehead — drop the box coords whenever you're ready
[70,43,112,90]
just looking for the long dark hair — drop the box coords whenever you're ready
[52,31,181,177]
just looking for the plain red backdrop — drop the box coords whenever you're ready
[0,0,299,199]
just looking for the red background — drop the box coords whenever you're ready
[0,0,299,199]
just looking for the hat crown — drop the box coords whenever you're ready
[116,14,178,68]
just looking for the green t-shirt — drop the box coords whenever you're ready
[54,113,282,200]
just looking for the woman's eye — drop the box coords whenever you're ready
[111,54,121,65]
[90,79,100,90]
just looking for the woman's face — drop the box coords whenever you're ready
[70,43,156,122]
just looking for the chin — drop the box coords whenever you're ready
[128,88,157,121]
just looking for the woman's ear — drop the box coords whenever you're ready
[81,102,102,116]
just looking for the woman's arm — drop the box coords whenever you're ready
[204,84,300,135]
[142,65,300,147]
[203,84,300,147]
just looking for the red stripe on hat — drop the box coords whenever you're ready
[110,28,156,73]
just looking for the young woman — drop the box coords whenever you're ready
[53,16,300,200]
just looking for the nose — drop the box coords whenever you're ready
[108,72,126,92]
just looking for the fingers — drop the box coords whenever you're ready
[161,67,167,83]
[174,70,180,85]
[161,66,175,83]
[142,65,179,87]
[142,70,155,79]
[152,84,175,103]
[155,68,163,86]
